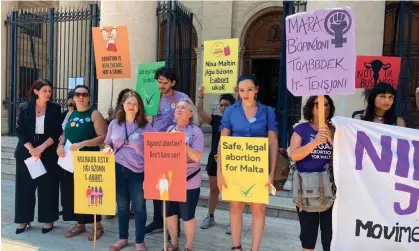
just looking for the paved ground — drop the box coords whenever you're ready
[0,176,324,251]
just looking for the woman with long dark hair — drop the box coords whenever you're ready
[14,79,62,234]
[104,90,153,251]
[354,82,405,126]
[217,74,278,251]
[57,85,108,241]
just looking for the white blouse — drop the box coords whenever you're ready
[35,115,45,134]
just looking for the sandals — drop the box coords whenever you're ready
[65,224,86,238]
[162,243,179,251]
[231,245,242,250]
[88,225,104,241]
[109,241,128,251]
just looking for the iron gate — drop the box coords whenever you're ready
[156,0,195,100]
[278,0,307,148]
[383,1,419,128]
[5,4,100,136]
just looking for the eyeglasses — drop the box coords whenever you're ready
[74,92,89,98]
[314,102,331,110]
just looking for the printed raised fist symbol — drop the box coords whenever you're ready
[330,13,347,35]
[324,10,352,48]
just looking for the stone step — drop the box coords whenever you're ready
[200,170,293,198]
[1,164,16,176]
[197,187,297,220]
[1,151,15,165]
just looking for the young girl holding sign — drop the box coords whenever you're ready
[217,74,278,251]
[103,90,153,251]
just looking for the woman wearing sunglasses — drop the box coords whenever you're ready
[289,95,335,251]
[57,85,108,241]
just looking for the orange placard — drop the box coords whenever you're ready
[144,132,187,202]
[355,56,401,89]
[92,26,131,79]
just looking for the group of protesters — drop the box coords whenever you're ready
[13,64,419,251]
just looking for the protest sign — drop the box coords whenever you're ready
[331,116,419,251]
[144,132,187,202]
[73,151,116,215]
[220,136,269,204]
[286,7,356,96]
[356,56,401,89]
[203,38,239,94]
[135,61,165,115]
[92,26,131,79]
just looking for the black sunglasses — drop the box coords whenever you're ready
[74,92,89,98]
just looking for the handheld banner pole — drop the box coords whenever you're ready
[163,200,167,251]
[110,79,114,108]
[318,96,326,128]
[93,214,97,251]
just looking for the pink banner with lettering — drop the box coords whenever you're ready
[286,7,356,96]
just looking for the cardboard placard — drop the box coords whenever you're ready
[355,56,401,89]
[203,38,239,94]
[92,26,131,79]
[144,132,187,202]
[286,7,356,96]
[220,136,269,204]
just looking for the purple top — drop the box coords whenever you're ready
[293,122,332,173]
[152,91,191,132]
[105,119,154,173]
[168,124,204,189]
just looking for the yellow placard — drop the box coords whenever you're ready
[203,38,239,94]
[220,136,269,204]
[73,151,116,215]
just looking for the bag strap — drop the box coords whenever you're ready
[318,172,325,210]
[187,168,200,181]
[297,173,303,212]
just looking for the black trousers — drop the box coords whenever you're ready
[14,150,59,224]
[60,170,101,224]
[297,206,333,251]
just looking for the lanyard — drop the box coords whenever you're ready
[152,90,176,126]
[114,122,139,155]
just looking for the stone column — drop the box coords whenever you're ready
[97,1,157,115]
[1,1,19,134]
[298,1,386,121]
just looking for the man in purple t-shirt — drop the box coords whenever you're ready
[145,67,191,237]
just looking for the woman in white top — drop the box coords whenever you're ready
[14,79,63,235]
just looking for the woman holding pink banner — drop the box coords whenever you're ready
[164,99,204,251]
[354,82,405,127]
[217,74,278,251]
[289,95,335,251]
[103,90,153,251]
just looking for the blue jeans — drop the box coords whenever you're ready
[116,163,146,243]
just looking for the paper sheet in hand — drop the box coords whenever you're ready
[24,157,47,179]
[58,140,74,173]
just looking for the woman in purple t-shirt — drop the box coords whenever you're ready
[289,95,335,251]
[165,99,204,251]
[104,90,153,251]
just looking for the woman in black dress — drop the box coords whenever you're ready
[14,79,62,234]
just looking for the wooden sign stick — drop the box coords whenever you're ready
[93,214,97,251]
[163,200,167,251]
[318,95,326,128]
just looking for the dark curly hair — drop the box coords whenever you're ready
[363,82,396,125]
[303,95,335,121]
[28,79,53,100]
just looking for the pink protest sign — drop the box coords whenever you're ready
[286,7,356,97]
